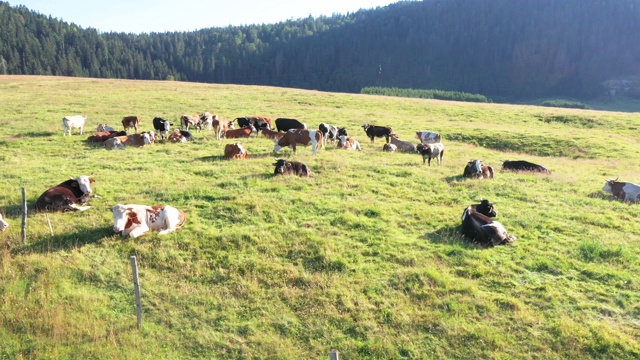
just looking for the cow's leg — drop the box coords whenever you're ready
[79,126,83,135]
[128,226,149,238]
[68,203,91,211]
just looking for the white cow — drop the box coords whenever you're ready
[63,115,87,136]
[96,124,115,132]
[0,213,8,232]
[110,204,186,238]
[337,135,362,151]
[416,131,442,144]
[602,178,640,202]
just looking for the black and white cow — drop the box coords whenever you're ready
[461,199,516,247]
[319,123,347,145]
[153,117,172,141]
[362,124,393,143]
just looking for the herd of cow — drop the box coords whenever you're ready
[1,114,637,246]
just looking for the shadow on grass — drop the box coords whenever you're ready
[423,224,484,249]
[11,225,113,255]
[17,131,57,138]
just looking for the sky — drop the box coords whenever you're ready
[10,0,400,34]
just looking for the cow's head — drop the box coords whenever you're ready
[337,127,348,137]
[0,213,8,232]
[273,139,283,152]
[471,160,483,174]
[475,199,497,218]
[602,178,620,193]
[110,204,141,234]
[362,124,370,131]
[73,175,94,195]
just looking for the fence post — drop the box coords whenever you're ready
[21,187,27,244]
[329,349,339,360]
[130,256,142,329]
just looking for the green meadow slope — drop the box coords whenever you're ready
[0,75,639,359]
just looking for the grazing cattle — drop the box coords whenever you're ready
[275,118,307,132]
[337,136,362,151]
[153,117,172,141]
[225,126,255,139]
[199,112,217,130]
[181,114,202,131]
[224,143,249,160]
[383,143,398,152]
[389,134,416,152]
[463,160,494,179]
[87,131,117,143]
[273,129,324,155]
[261,128,285,140]
[96,124,115,132]
[110,204,186,238]
[416,143,445,165]
[273,159,311,177]
[319,123,339,145]
[35,175,95,212]
[362,124,393,143]
[416,131,442,144]
[104,132,154,150]
[602,178,640,202]
[502,160,550,173]
[122,116,141,133]
[0,213,8,232]
[62,115,86,136]
[461,199,517,247]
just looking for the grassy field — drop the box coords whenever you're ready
[1,75,639,359]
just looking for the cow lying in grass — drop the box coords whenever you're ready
[110,204,186,238]
[0,213,8,231]
[273,159,311,177]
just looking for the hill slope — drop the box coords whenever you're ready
[0,76,639,358]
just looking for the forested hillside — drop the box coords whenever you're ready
[1,0,639,100]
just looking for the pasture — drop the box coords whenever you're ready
[1,75,639,359]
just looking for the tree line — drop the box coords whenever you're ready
[1,0,639,100]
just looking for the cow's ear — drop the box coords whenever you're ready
[89,178,95,183]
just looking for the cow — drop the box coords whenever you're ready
[87,131,117,143]
[461,199,517,247]
[273,129,324,155]
[234,116,271,132]
[181,114,202,131]
[110,204,186,238]
[602,178,640,202]
[200,112,217,130]
[122,116,141,133]
[225,126,255,139]
[35,175,95,212]
[96,124,115,132]
[224,143,249,160]
[104,132,154,150]
[0,213,8,232]
[261,128,285,140]
[416,143,445,165]
[502,160,550,173]
[319,123,339,145]
[212,117,232,140]
[275,118,307,132]
[362,124,393,143]
[168,129,187,143]
[273,159,311,177]
[383,143,398,152]
[62,115,86,136]
[463,160,494,179]
[416,131,442,144]
[337,136,362,151]
[389,134,416,152]
[153,117,172,141]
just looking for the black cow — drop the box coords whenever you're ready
[235,116,271,133]
[362,124,393,143]
[502,160,550,173]
[35,176,96,212]
[461,200,516,247]
[153,117,172,141]
[275,118,306,132]
[179,130,194,141]
[272,159,311,177]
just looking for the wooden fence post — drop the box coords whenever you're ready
[21,187,27,244]
[130,256,142,329]
[329,349,339,360]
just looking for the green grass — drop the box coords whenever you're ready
[1,75,640,359]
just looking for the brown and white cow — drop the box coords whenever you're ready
[35,175,95,212]
[168,129,187,143]
[337,135,362,151]
[225,126,255,139]
[273,159,311,177]
[104,132,154,150]
[463,160,494,179]
[416,131,442,144]
[274,129,323,155]
[224,143,249,159]
[382,143,398,152]
[602,178,640,202]
[416,142,445,166]
[389,134,416,152]
[181,114,202,131]
[110,204,186,238]
[200,112,217,130]
[122,116,141,133]
[87,131,117,143]
[0,213,8,232]
[212,117,232,140]
[62,115,86,136]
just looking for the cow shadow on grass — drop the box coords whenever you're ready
[10,225,114,255]
[17,131,57,138]
[423,224,482,249]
